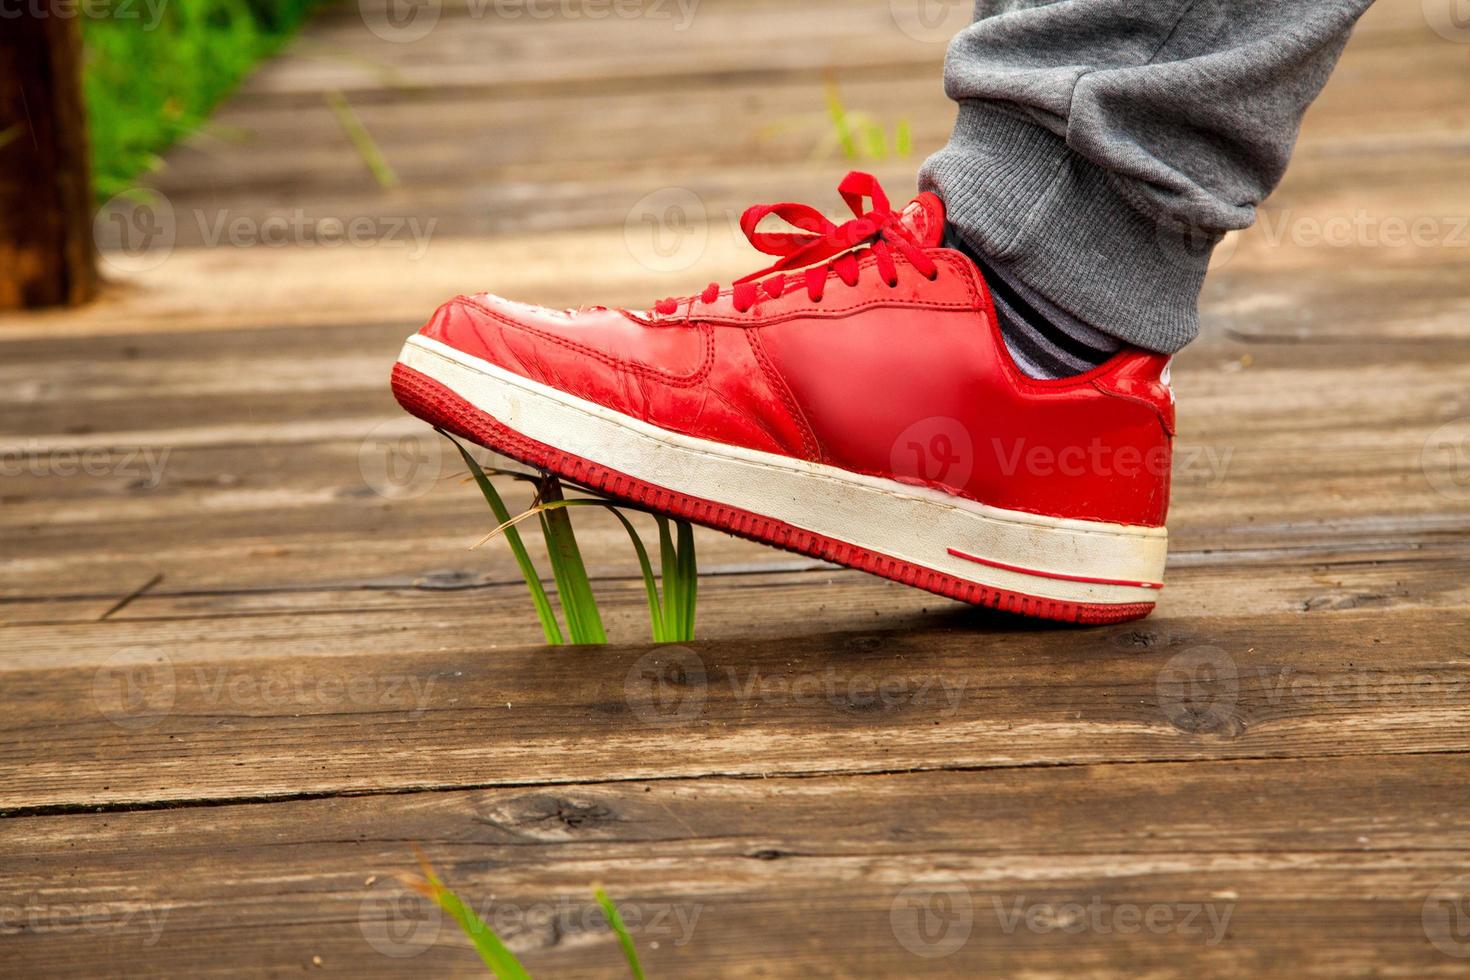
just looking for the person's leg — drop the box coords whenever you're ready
[921,0,1374,373]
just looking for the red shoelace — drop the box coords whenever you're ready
[654,171,939,316]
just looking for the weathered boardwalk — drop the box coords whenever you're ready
[4,1,1470,975]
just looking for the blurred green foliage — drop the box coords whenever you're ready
[81,0,320,201]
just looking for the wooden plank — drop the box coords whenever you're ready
[2,755,1467,976]
[81,142,1470,249]
[232,0,1445,104]
[4,535,1467,649]
[4,534,1464,631]
[152,75,952,201]
[1,462,1465,606]
[3,606,1468,811]
[246,0,954,97]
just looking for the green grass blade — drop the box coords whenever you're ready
[603,509,666,642]
[523,500,669,643]
[475,498,656,550]
[429,883,533,980]
[823,78,858,160]
[325,89,399,189]
[656,516,681,640]
[538,508,584,642]
[404,850,532,980]
[849,115,887,158]
[538,479,607,645]
[471,501,573,549]
[675,520,698,641]
[594,887,647,980]
[440,431,563,645]
[895,118,913,157]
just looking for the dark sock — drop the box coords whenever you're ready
[943,230,1122,379]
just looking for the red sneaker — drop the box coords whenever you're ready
[393,173,1173,624]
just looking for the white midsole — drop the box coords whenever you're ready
[398,334,1168,604]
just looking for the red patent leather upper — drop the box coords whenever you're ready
[418,174,1175,527]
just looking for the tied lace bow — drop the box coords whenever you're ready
[654,171,939,316]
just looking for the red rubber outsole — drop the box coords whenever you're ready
[392,362,1156,625]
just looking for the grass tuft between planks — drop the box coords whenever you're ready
[402,846,648,979]
[442,430,698,645]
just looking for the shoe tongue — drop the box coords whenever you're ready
[896,192,946,248]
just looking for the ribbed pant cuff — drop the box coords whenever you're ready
[919,103,1218,354]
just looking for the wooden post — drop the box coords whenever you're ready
[0,13,99,309]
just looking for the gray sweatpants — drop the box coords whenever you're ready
[920,0,1375,353]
